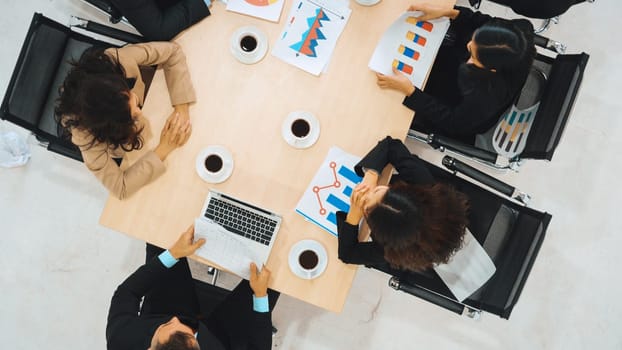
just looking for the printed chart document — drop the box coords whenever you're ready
[272,0,352,75]
[296,146,362,236]
[193,218,262,280]
[433,228,496,302]
[369,11,450,89]
[226,0,286,22]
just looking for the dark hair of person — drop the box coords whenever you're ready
[472,19,536,90]
[54,47,143,152]
[367,182,469,272]
[153,331,200,350]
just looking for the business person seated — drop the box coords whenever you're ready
[110,0,211,41]
[377,4,536,144]
[55,42,194,199]
[106,226,279,350]
[337,137,469,271]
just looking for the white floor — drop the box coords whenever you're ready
[1,0,621,349]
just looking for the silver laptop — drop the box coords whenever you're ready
[193,190,282,279]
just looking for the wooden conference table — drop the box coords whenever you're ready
[100,0,454,312]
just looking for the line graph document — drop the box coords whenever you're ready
[296,146,362,236]
[272,0,352,76]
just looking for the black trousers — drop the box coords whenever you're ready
[110,0,210,41]
[141,244,279,341]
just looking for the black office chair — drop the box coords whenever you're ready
[82,0,125,24]
[408,34,589,171]
[0,13,150,162]
[368,155,551,319]
[469,0,596,33]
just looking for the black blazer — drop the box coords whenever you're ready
[110,0,210,41]
[405,6,530,144]
[106,256,272,350]
[337,137,435,266]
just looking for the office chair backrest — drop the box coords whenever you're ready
[378,157,551,319]
[469,0,589,19]
[1,14,115,161]
[1,13,152,162]
[521,53,589,160]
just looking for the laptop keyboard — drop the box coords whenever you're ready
[204,197,278,246]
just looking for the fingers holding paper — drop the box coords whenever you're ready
[376,67,416,96]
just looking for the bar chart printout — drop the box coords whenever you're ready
[368,11,450,88]
[295,147,362,236]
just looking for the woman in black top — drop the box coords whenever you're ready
[337,137,469,272]
[377,4,536,144]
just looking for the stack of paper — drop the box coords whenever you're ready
[272,0,352,76]
[433,228,497,302]
[295,146,362,236]
[369,11,450,89]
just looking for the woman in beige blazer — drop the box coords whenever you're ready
[56,42,195,199]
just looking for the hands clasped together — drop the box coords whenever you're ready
[154,104,193,161]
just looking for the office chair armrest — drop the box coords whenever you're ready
[534,34,566,54]
[47,142,83,162]
[70,16,143,43]
[389,277,464,315]
[429,134,498,164]
[442,156,515,197]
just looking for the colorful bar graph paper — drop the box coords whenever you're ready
[406,17,433,32]
[392,59,413,75]
[406,31,427,46]
[399,45,420,60]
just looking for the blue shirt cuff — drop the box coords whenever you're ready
[252,295,269,313]
[204,0,211,7]
[158,250,179,268]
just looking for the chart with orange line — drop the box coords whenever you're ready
[295,147,362,237]
[369,11,450,88]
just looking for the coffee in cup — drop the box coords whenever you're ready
[204,154,223,173]
[240,35,258,53]
[298,249,319,270]
[291,118,311,139]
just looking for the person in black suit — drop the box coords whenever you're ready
[110,0,211,41]
[106,226,279,350]
[337,137,469,272]
[377,4,536,144]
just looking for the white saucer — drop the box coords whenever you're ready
[230,26,268,65]
[195,146,234,184]
[281,111,320,149]
[355,0,381,6]
[288,240,328,280]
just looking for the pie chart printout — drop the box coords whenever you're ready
[245,0,278,6]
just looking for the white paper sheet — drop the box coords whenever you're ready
[226,0,286,22]
[433,228,497,302]
[193,218,263,280]
[368,11,450,89]
[272,0,352,76]
[295,146,362,236]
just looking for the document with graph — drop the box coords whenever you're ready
[369,11,450,89]
[296,146,362,236]
[272,0,352,76]
[226,0,286,22]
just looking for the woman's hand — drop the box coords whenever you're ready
[376,67,416,96]
[346,183,372,225]
[407,3,459,21]
[154,112,192,161]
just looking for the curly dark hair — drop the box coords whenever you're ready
[367,182,469,272]
[54,47,143,152]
